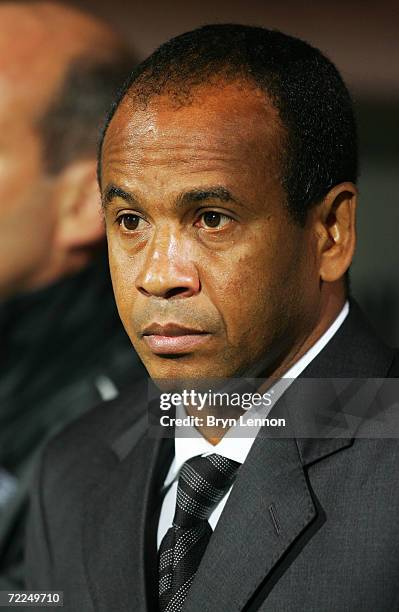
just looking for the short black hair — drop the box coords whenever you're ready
[99,24,358,225]
[38,51,135,175]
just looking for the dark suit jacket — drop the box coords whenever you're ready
[26,301,399,611]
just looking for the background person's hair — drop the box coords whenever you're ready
[99,23,358,226]
[38,51,135,174]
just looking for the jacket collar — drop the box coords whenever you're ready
[302,298,394,379]
[83,422,173,611]
[294,297,395,466]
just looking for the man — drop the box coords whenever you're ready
[27,25,399,611]
[0,2,146,589]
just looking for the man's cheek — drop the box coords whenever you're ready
[109,270,133,328]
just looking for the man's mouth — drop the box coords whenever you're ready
[142,323,210,355]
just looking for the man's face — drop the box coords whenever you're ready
[102,83,320,380]
[0,7,62,299]
[0,2,116,299]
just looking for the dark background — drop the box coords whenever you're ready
[71,0,399,345]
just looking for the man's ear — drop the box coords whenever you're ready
[54,159,104,251]
[313,182,357,283]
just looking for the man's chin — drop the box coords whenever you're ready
[143,355,235,384]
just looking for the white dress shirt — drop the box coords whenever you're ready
[157,301,349,548]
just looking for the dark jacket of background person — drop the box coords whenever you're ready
[0,250,146,589]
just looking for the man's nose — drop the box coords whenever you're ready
[135,231,200,299]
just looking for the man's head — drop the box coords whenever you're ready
[100,24,358,380]
[0,2,134,299]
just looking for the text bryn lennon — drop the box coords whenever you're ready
[159,415,286,428]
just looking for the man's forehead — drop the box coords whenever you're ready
[0,9,69,117]
[103,81,283,161]
[0,2,121,116]
[0,10,56,108]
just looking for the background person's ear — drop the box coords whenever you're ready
[53,158,104,252]
[314,182,357,283]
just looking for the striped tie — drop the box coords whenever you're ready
[158,453,240,612]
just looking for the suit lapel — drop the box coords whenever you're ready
[181,381,360,612]
[82,418,172,612]
[182,434,317,612]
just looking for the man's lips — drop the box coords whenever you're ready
[141,323,210,355]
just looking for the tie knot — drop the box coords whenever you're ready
[173,453,240,528]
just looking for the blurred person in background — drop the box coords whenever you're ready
[0,1,145,588]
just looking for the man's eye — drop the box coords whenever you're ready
[197,211,232,229]
[117,214,143,231]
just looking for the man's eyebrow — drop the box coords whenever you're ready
[102,184,241,210]
[175,186,236,208]
[102,184,139,209]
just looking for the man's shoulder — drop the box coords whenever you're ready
[304,299,398,379]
